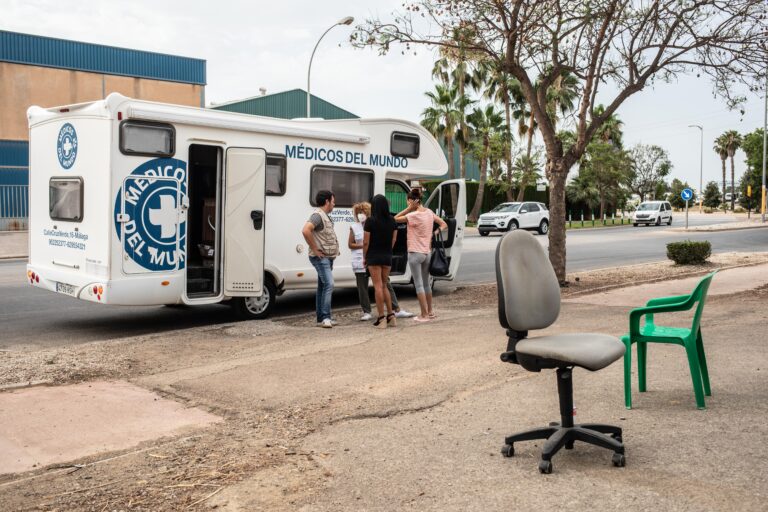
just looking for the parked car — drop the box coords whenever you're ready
[478,202,549,236]
[632,200,673,226]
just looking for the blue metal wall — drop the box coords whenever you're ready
[0,140,28,186]
[1,30,206,85]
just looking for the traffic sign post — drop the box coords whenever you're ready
[682,188,693,230]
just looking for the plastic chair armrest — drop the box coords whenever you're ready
[628,300,691,336]
[646,294,691,307]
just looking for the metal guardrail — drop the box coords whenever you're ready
[0,185,29,231]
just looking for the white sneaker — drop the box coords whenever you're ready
[330,319,339,326]
[360,313,372,321]
[395,309,415,319]
[319,319,333,328]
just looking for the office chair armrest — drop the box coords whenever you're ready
[628,300,691,336]
[645,294,691,307]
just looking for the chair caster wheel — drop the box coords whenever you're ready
[612,453,626,467]
[501,444,514,457]
[538,460,553,474]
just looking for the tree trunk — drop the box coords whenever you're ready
[459,73,467,180]
[548,162,568,284]
[446,135,455,180]
[504,95,514,201]
[469,143,489,222]
[721,159,727,212]
[599,194,606,221]
[730,156,735,210]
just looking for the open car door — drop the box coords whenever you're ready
[223,147,266,296]
[424,179,466,280]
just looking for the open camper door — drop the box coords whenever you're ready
[425,179,466,280]
[223,147,266,296]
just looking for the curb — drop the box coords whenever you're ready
[669,224,768,233]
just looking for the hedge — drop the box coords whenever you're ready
[666,240,712,265]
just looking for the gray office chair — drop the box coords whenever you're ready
[496,230,626,473]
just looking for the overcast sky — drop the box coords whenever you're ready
[3,0,763,191]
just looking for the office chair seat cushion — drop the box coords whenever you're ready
[516,333,626,371]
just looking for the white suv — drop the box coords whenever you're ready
[632,201,673,226]
[478,202,550,236]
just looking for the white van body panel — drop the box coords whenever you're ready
[26,94,464,313]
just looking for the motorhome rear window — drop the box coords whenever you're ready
[49,177,83,222]
[120,121,175,157]
[391,132,420,158]
[266,155,287,196]
[310,166,374,207]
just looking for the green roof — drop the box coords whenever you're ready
[211,89,358,120]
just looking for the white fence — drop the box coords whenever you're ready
[0,185,28,231]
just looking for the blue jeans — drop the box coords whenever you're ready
[309,256,334,322]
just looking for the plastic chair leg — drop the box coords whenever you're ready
[637,342,647,392]
[696,330,711,397]
[685,342,706,409]
[622,336,632,409]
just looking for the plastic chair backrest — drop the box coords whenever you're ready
[689,271,717,336]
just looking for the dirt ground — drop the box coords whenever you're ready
[1,253,767,511]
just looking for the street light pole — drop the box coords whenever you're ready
[306,16,354,118]
[762,69,767,223]
[688,124,703,213]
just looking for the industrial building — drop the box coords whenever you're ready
[0,30,206,229]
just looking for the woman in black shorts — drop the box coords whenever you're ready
[363,194,398,328]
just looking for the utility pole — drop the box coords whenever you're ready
[763,68,767,223]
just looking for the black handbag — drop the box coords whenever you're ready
[429,231,450,277]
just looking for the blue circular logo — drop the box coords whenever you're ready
[57,123,78,169]
[114,158,187,271]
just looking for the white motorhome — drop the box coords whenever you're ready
[26,94,466,318]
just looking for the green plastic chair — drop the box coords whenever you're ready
[621,271,718,410]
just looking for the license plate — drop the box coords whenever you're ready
[56,282,77,296]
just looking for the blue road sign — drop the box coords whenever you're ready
[681,188,693,201]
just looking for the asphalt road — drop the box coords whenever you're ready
[1,218,766,348]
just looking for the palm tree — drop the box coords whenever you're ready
[474,59,518,198]
[545,70,580,131]
[467,105,505,222]
[566,173,600,221]
[722,130,743,210]
[592,104,624,148]
[713,135,729,212]
[512,154,541,202]
[432,27,479,180]
[421,84,461,179]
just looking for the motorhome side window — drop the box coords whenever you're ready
[310,166,374,207]
[266,155,286,196]
[391,132,420,158]
[49,177,83,222]
[119,121,175,157]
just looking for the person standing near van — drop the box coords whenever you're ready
[302,190,340,328]
[363,195,398,328]
[350,201,414,322]
[395,188,448,322]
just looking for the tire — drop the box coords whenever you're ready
[633,223,638,227]
[479,230,489,237]
[233,276,276,320]
[507,220,519,231]
[655,217,661,226]
[667,217,673,226]
[538,219,549,235]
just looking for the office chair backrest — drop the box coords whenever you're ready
[496,230,561,331]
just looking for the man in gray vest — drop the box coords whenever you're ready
[302,190,340,328]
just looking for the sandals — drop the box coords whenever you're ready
[413,316,431,323]
[387,313,397,327]
[428,311,437,319]
[373,315,387,329]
